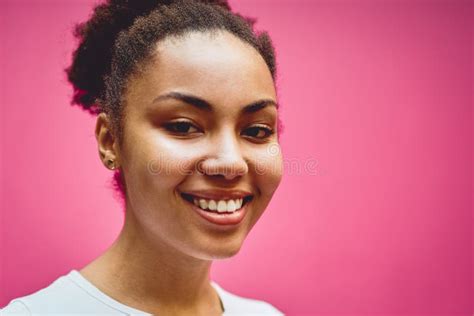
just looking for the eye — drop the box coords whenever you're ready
[163,120,201,135]
[243,124,275,140]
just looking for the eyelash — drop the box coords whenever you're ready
[163,120,275,140]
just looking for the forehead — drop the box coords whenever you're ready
[126,30,276,113]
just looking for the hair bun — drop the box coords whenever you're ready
[66,0,177,114]
[66,0,232,114]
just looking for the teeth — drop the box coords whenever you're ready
[217,200,227,213]
[199,199,208,210]
[227,200,237,212]
[208,200,217,211]
[191,197,245,213]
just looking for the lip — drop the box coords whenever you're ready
[179,191,252,227]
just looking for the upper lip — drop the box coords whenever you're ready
[180,189,253,200]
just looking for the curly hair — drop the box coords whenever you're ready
[65,0,279,208]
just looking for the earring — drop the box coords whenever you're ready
[106,158,116,170]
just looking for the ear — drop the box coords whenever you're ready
[95,112,120,170]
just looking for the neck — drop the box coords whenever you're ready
[79,208,221,314]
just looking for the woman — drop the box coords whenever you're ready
[1,0,284,315]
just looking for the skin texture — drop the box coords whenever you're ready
[81,30,283,316]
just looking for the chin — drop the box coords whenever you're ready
[191,238,246,261]
[210,246,243,260]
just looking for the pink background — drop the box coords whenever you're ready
[1,0,472,315]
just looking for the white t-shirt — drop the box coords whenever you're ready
[0,270,284,315]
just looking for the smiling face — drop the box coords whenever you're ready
[114,30,283,260]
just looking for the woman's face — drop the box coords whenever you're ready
[116,30,282,260]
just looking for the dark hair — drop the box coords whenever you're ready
[65,0,280,208]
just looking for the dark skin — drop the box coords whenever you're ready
[81,30,283,316]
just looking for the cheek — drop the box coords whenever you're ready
[133,138,202,184]
[250,143,283,196]
[121,136,203,219]
[120,128,199,192]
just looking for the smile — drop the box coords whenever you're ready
[180,192,253,213]
[180,192,252,226]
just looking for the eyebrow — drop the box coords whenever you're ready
[151,91,278,114]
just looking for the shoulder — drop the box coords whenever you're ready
[0,300,30,315]
[0,270,130,315]
[211,281,284,315]
[1,272,79,315]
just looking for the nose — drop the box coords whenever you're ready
[198,129,248,180]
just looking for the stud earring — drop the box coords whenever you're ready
[107,158,116,170]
